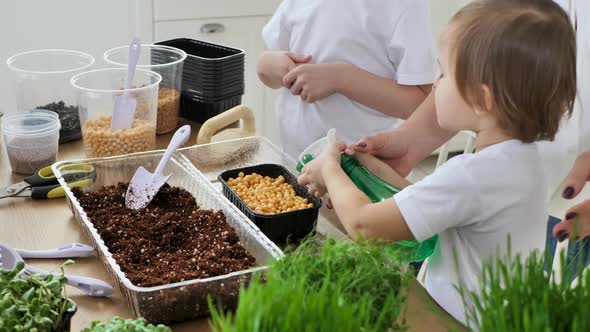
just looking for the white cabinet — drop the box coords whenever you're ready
[152,0,281,144]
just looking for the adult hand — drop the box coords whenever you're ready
[553,150,590,241]
[345,130,416,177]
[283,63,343,103]
[257,51,311,89]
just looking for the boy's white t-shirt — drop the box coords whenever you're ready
[394,140,547,325]
[262,0,436,158]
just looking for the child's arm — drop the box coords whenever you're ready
[321,162,414,242]
[283,63,431,119]
[298,142,414,243]
[257,51,311,89]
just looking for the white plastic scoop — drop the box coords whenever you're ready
[0,242,114,297]
[111,37,141,130]
[16,243,94,259]
[125,125,191,210]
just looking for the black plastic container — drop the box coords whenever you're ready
[155,38,245,93]
[53,300,77,332]
[218,164,322,244]
[181,94,242,123]
[156,38,246,122]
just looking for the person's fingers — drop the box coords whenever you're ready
[283,68,299,88]
[562,151,590,199]
[290,78,304,96]
[354,132,388,154]
[307,184,318,196]
[553,199,590,241]
[344,144,356,156]
[298,173,310,186]
[327,198,333,209]
[301,90,309,102]
[287,52,312,63]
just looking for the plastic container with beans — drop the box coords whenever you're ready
[82,116,156,157]
[227,172,314,215]
[70,68,161,157]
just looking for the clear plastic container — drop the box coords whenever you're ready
[103,45,186,135]
[70,68,161,158]
[51,151,283,323]
[6,49,95,143]
[2,111,61,174]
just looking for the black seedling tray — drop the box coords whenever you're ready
[156,38,244,61]
[180,93,242,123]
[156,38,245,101]
[218,164,321,244]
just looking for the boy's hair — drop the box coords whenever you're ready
[450,0,576,143]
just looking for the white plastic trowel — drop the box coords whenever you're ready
[111,37,141,130]
[125,125,191,210]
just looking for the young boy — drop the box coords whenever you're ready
[298,0,576,325]
[258,0,435,158]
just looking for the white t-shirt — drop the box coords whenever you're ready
[394,140,548,325]
[262,0,436,158]
[538,0,590,198]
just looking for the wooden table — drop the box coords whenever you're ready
[0,121,464,332]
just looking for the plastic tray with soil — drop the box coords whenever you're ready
[52,153,282,324]
[72,183,256,287]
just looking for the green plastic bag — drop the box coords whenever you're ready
[298,153,438,263]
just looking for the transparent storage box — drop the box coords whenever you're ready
[179,136,298,183]
[51,150,283,324]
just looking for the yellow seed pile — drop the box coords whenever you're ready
[82,116,156,157]
[156,88,181,135]
[227,172,314,215]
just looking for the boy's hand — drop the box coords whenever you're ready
[298,142,346,197]
[283,64,344,103]
[257,51,312,89]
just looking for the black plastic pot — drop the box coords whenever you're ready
[219,164,322,244]
[53,299,77,332]
[181,93,242,123]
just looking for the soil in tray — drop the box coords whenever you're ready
[72,183,256,287]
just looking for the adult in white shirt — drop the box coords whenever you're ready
[552,0,590,241]
[258,0,435,159]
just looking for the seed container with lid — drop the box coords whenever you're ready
[70,68,161,158]
[2,111,61,174]
[104,44,187,135]
[6,49,95,143]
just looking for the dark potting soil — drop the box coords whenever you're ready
[72,183,256,287]
[36,101,81,143]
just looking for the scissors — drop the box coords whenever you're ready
[0,164,96,199]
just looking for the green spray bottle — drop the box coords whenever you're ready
[296,129,437,263]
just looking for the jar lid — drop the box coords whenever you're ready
[2,111,61,137]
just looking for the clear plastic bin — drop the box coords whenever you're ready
[104,45,187,135]
[2,111,61,175]
[51,151,283,323]
[6,49,95,143]
[70,68,161,157]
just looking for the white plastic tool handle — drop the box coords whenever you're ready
[16,243,94,259]
[154,125,191,176]
[123,37,141,96]
[25,264,114,297]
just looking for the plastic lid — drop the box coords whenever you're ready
[2,112,61,137]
